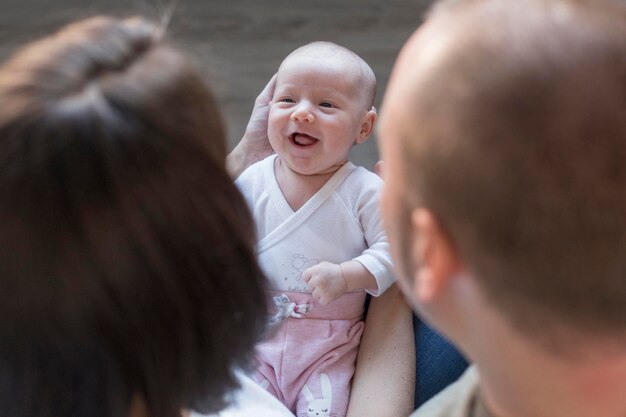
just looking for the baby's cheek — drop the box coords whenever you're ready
[267,115,284,141]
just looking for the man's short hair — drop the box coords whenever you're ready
[402,0,626,340]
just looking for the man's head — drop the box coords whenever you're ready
[268,41,377,175]
[380,0,626,351]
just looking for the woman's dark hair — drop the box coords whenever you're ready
[0,16,266,417]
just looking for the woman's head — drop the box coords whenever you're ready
[0,16,266,417]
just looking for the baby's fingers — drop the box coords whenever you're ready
[302,268,312,284]
[313,289,330,306]
[302,264,320,284]
[311,288,322,303]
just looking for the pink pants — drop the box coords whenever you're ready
[255,290,366,417]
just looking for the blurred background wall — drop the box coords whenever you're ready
[0,0,434,170]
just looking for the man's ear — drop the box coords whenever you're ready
[355,107,377,145]
[409,208,461,303]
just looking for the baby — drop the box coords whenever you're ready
[236,42,394,417]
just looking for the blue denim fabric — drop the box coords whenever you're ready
[413,315,469,407]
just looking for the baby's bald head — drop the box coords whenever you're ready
[278,41,376,110]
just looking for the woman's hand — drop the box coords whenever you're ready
[226,74,277,177]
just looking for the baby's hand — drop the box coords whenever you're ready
[303,262,348,306]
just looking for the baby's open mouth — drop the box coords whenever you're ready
[289,132,319,147]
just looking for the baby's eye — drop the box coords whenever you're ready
[308,409,314,412]
[322,409,328,412]
[280,98,295,103]
[319,101,334,108]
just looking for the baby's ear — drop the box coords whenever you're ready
[355,107,377,145]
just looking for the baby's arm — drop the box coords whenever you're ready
[303,260,377,306]
[304,170,393,305]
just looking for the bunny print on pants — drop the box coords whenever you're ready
[301,373,334,417]
[254,290,364,417]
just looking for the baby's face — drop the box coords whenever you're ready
[268,54,370,176]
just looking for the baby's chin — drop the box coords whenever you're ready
[280,157,347,177]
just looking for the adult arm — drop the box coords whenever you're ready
[226,75,276,178]
[346,284,416,417]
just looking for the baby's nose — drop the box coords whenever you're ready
[291,104,315,123]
